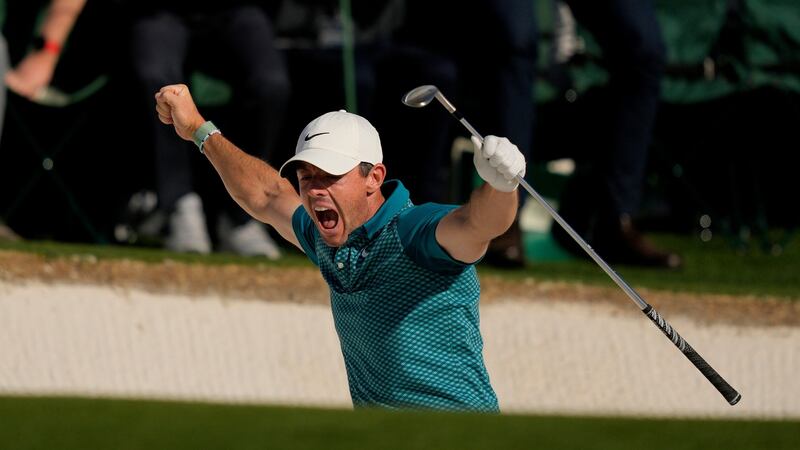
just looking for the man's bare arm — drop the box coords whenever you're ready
[155,84,302,249]
[436,184,518,263]
[201,134,302,247]
[435,135,525,263]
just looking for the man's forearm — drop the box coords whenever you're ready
[201,133,295,222]
[462,183,518,241]
[436,183,518,263]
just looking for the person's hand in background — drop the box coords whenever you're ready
[4,0,86,99]
[5,47,59,99]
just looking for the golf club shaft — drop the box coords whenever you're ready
[433,91,484,139]
[440,99,741,406]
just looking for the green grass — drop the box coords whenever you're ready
[1,396,798,450]
[486,232,800,299]
[1,231,798,299]
[0,238,312,268]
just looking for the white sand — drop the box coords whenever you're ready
[1,280,797,418]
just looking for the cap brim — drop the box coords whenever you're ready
[278,148,362,178]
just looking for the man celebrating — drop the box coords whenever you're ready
[155,84,525,412]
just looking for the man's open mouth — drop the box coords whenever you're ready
[314,206,339,230]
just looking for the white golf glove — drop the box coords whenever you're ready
[472,135,526,192]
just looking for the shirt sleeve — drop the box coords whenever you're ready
[396,203,473,274]
[291,205,319,266]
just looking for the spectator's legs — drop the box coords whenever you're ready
[189,6,287,258]
[211,6,291,164]
[460,0,537,267]
[565,0,665,217]
[402,0,537,165]
[199,5,291,227]
[554,0,678,267]
[370,44,458,204]
[130,12,212,253]
[458,0,537,163]
[129,12,191,213]
[279,46,373,160]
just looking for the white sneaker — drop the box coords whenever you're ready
[218,216,281,260]
[165,193,212,254]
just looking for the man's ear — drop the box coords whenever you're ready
[366,164,386,193]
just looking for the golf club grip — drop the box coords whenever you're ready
[642,305,741,405]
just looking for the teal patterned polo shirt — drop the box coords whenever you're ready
[292,180,498,412]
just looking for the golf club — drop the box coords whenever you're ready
[402,84,741,406]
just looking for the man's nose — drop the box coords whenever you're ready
[307,178,329,195]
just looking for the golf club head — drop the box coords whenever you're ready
[402,84,479,139]
[401,85,439,108]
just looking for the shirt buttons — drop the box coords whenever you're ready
[337,262,345,269]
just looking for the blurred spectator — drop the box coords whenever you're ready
[274,0,457,204]
[1,0,86,241]
[399,0,535,266]
[0,34,11,240]
[4,0,86,100]
[547,1,681,269]
[404,0,680,268]
[356,1,458,204]
[125,1,289,257]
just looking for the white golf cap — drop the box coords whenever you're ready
[279,110,382,177]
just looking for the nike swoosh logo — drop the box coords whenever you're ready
[361,249,369,258]
[304,132,330,141]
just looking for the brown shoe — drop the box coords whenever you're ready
[483,219,526,268]
[594,215,682,269]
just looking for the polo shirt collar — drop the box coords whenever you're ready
[361,180,409,239]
